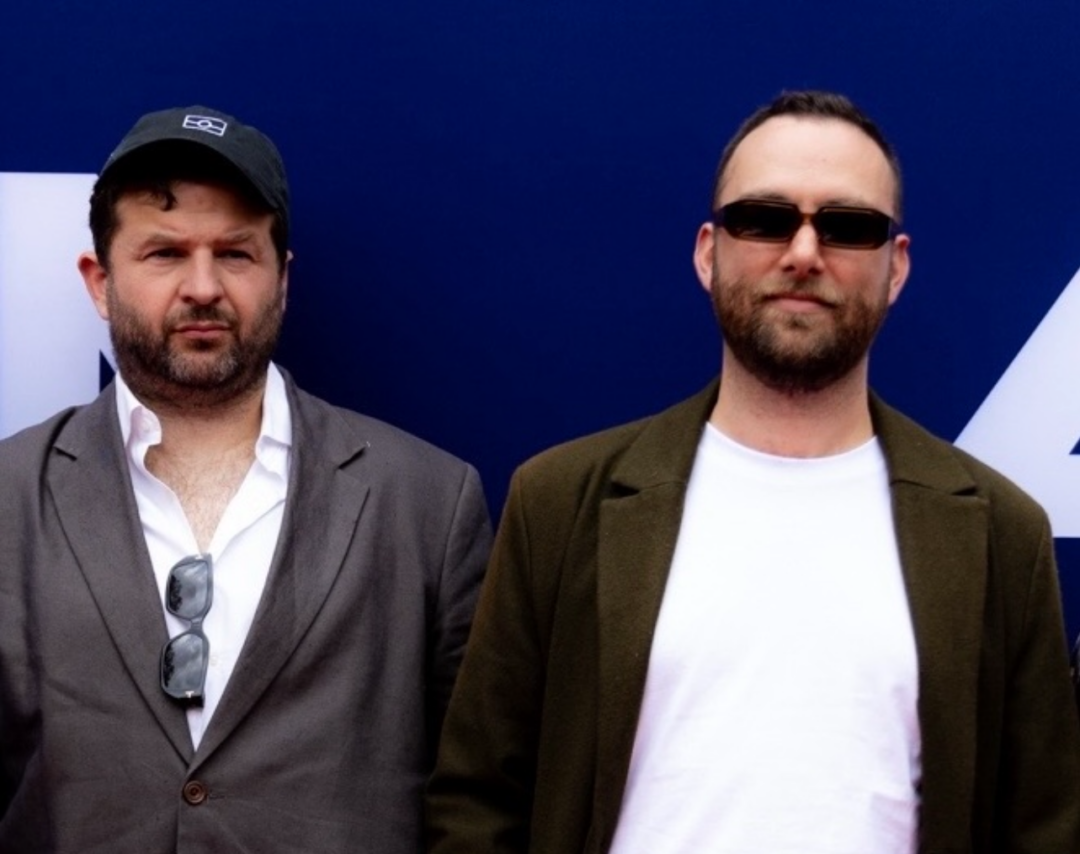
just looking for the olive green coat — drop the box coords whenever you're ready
[428,382,1080,854]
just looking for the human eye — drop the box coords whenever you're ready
[218,247,255,261]
[145,246,183,260]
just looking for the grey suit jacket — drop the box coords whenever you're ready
[427,381,1080,854]
[0,374,492,853]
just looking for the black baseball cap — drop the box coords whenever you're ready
[100,105,289,232]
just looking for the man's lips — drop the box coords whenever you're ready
[173,321,232,337]
[764,291,836,311]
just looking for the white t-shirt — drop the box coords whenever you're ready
[608,424,921,854]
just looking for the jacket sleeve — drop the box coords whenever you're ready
[426,463,495,761]
[996,522,1080,852]
[426,469,542,854]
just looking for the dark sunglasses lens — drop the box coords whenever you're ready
[815,209,892,248]
[721,202,800,241]
[161,631,208,700]
[166,558,210,619]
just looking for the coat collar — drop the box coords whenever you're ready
[49,384,194,757]
[191,375,372,762]
[871,393,988,846]
[605,380,981,495]
[593,383,714,849]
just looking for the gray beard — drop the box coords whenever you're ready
[107,291,283,413]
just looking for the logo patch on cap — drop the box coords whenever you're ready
[182,115,228,137]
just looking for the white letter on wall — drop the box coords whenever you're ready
[0,172,112,438]
[956,265,1080,537]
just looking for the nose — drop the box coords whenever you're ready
[177,250,224,304]
[780,221,825,279]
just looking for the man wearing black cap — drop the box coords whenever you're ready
[0,106,491,853]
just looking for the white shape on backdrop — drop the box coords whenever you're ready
[956,264,1080,537]
[0,172,112,439]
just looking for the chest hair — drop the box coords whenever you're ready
[146,443,256,553]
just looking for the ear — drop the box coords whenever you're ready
[693,222,717,295]
[78,252,110,320]
[885,233,911,307]
[279,249,293,310]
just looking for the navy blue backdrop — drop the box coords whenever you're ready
[4,0,1080,636]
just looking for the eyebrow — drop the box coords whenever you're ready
[733,191,883,210]
[131,229,264,247]
[214,229,263,245]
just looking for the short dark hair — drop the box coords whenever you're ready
[88,141,289,271]
[711,90,903,220]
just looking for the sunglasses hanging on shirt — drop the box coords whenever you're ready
[160,554,213,706]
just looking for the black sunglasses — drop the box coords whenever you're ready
[160,554,213,705]
[713,199,900,249]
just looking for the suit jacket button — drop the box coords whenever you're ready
[183,780,208,805]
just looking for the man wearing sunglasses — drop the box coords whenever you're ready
[427,91,1080,853]
[0,106,492,852]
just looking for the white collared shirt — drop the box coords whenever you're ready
[116,364,292,749]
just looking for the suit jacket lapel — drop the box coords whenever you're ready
[592,383,717,850]
[193,379,370,761]
[48,385,194,760]
[872,395,986,849]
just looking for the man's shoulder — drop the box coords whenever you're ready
[942,439,1050,526]
[514,383,716,494]
[0,404,105,519]
[873,395,1049,525]
[519,414,655,480]
[0,405,88,469]
[288,382,476,477]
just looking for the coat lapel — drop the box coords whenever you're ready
[48,385,194,760]
[592,383,717,850]
[872,395,987,848]
[193,380,370,761]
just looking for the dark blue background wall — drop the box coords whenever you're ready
[4,0,1080,636]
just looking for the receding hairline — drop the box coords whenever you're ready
[714,114,903,216]
[709,90,905,222]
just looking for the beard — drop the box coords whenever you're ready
[711,267,890,395]
[107,286,285,412]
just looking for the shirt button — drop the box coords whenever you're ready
[182,780,209,805]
